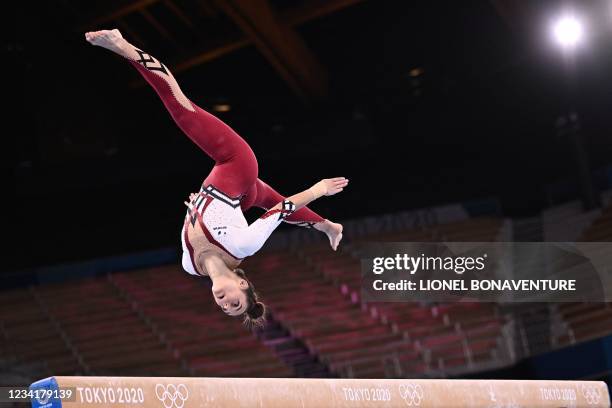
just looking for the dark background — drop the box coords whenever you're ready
[6,0,612,270]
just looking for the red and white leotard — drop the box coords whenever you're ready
[181,185,295,276]
[126,49,324,276]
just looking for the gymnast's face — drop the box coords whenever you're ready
[211,277,248,316]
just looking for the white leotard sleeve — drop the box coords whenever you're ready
[225,200,296,258]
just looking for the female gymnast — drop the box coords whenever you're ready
[85,29,348,327]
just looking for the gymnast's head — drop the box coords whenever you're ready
[211,267,266,328]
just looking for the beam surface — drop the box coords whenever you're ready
[30,376,611,408]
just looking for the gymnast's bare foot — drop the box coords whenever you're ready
[316,220,344,251]
[85,29,127,56]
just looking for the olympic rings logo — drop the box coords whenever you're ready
[155,384,189,408]
[581,385,601,405]
[398,384,424,406]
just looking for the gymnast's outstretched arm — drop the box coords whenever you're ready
[278,177,349,211]
[225,177,349,257]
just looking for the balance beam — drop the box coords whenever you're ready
[29,376,610,408]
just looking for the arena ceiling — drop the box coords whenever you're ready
[7,0,612,268]
[9,0,543,166]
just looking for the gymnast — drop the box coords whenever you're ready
[85,29,348,327]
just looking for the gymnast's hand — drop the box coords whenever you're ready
[276,177,348,219]
[310,177,349,199]
[183,192,198,208]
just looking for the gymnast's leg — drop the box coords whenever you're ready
[84,29,257,197]
[245,179,344,250]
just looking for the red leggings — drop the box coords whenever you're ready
[129,59,324,225]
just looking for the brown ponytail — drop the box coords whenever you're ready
[233,268,266,329]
